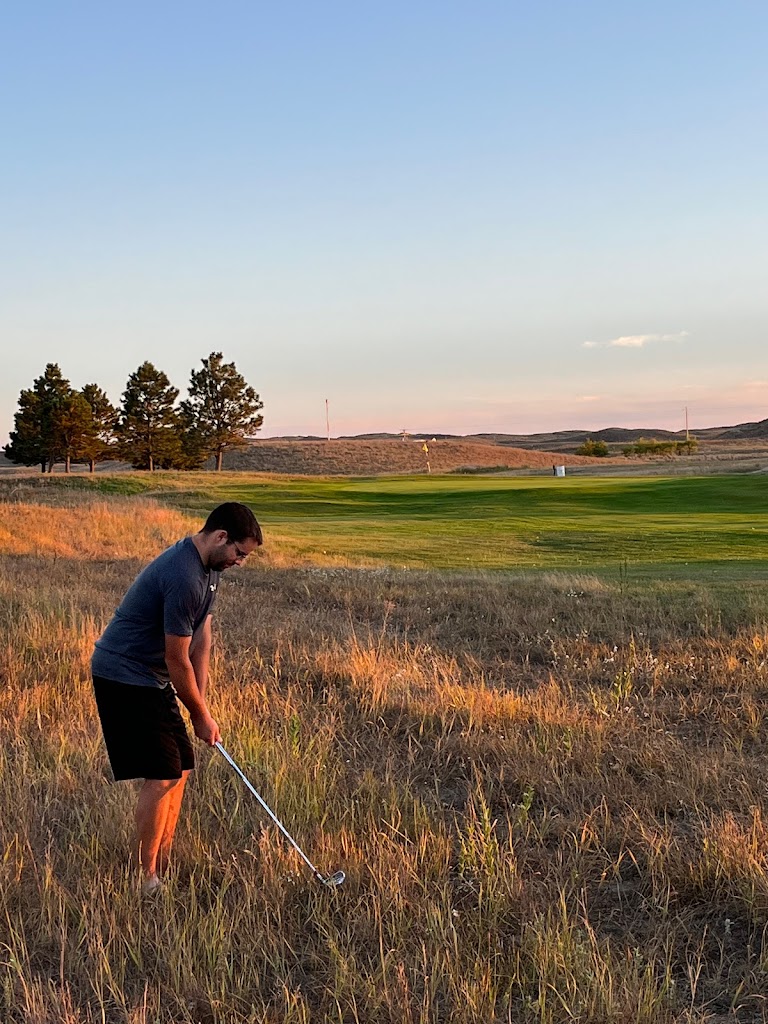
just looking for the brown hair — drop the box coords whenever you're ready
[202,502,263,545]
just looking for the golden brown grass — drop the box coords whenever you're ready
[0,501,194,560]
[2,493,768,1021]
[0,495,332,570]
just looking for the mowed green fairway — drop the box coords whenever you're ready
[107,472,768,579]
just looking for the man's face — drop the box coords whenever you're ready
[208,532,261,572]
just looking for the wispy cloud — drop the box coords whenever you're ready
[576,394,601,402]
[584,331,689,350]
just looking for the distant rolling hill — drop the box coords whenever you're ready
[222,439,603,475]
[326,418,768,451]
[710,418,768,440]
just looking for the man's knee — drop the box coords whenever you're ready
[143,776,185,796]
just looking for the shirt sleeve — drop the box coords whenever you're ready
[163,576,200,637]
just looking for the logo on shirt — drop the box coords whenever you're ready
[210,583,217,593]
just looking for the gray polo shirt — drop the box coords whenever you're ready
[92,537,220,688]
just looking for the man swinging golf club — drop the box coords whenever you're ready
[91,502,262,894]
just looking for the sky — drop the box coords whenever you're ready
[1,1,766,442]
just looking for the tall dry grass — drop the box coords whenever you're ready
[0,501,194,560]
[0,490,362,570]
[2,495,768,1021]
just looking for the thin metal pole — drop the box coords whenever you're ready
[215,742,323,881]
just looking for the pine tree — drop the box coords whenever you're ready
[57,392,95,472]
[79,384,118,472]
[116,362,180,471]
[180,352,264,471]
[4,389,45,471]
[162,408,209,470]
[4,364,73,473]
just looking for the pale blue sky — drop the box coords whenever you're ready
[2,2,766,441]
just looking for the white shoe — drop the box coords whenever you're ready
[141,873,162,896]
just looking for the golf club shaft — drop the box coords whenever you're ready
[214,741,323,881]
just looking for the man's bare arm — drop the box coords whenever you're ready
[165,633,220,745]
[190,615,212,702]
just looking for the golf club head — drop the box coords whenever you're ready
[323,870,345,888]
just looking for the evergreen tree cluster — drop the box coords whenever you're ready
[3,354,263,473]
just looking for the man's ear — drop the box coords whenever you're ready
[214,529,229,544]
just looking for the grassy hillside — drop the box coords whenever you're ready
[221,439,601,475]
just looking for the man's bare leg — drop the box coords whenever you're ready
[135,777,184,886]
[156,769,190,876]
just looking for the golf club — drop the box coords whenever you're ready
[215,741,345,889]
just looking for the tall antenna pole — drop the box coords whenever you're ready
[325,399,330,441]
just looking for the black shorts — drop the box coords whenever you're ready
[92,675,195,781]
